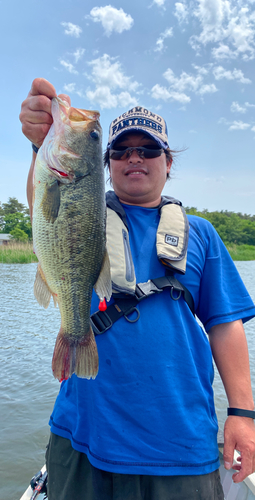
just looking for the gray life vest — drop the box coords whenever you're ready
[91,191,194,335]
[106,191,189,295]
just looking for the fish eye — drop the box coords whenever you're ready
[90,130,99,141]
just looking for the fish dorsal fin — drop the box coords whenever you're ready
[34,263,58,309]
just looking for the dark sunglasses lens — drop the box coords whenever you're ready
[109,150,126,160]
[109,147,163,160]
[143,149,162,158]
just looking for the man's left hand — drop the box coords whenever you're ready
[224,415,255,482]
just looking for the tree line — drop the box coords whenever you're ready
[0,198,31,241]
[185,207,255,246]
[0,197,255,246]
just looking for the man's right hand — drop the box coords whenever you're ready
[19,78,71,148]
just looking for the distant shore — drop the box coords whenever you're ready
[0,242,38,264]
[1,241,255,264]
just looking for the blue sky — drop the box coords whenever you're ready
[1,0,255,214]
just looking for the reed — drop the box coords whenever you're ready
[227,244,255,261]
[0,241,254,264]
[0,241,38,264]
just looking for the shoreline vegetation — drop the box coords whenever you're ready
[1,241,255,264]
[0,242,38,264]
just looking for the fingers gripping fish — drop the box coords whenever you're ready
[32,97,112,381]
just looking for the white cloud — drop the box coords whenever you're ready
[151,84,191,103]
[211,44,237,60]
[89,6,133,36]
[152,65,220,104]
[218,117,228,124]
[229,120,250,130]
[73,48,85,63]
[251,126,255,132]
[86,87,138,109]
[153,0,166,6]
[85,54,140,109]
[63,83,76,93]
[227,7,255,60]
[60,60,78,75]
[61,22,82,38]
[189,0,255,60]
[213,66,251,83]
[197,83,218,94]
[164,68,204,92]
[154,28,173,52]
[87,54,139,91]
[117,92,139,108]
[230,100,255,114]
[230,101,246,113]
[174,2,189,24]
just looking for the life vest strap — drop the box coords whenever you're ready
[91,275,195,336]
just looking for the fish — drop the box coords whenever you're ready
[32,97,112,381]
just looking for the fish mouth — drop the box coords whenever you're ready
[45,98,101,182]
[68,107,100,124]
[56,98,100,126]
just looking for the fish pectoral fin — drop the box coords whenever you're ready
[94,249,112,302]
[34,263,57,309]
[40,180,60,223]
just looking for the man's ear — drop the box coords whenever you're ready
[166,158,172,174]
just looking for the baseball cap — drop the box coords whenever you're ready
[107,106,169,150]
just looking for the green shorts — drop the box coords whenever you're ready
[45,433,224,500]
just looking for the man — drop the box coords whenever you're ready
[20,78,255,500]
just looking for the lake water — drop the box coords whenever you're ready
[0,262,255,500]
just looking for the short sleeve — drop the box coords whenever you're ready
[196,222,255,332]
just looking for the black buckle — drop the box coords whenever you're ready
[135,280,162,300]
[90,310,113,335]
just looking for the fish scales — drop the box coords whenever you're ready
[32,97,112,380]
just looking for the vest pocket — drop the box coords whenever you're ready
[122,229,135,282]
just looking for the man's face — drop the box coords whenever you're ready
[109,133,172,207]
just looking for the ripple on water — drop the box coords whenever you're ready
[0,261,255,499]
[0,264,60,499]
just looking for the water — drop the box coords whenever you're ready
[0,262,255,500]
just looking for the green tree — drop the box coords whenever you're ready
[1,212,32,238]
[184,207,255,246]
[10,228,28,241]
[1,197,29,215]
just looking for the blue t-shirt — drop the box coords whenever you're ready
[49,204,255,476]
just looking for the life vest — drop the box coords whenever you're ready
[91,191,194,335]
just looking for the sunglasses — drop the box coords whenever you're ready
[109,146,165,161]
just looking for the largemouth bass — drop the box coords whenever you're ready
[32,97,112,381]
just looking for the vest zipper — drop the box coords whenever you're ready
[122,229,134,282]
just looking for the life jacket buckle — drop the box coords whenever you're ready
[135,280,162,300]
[90,310,113,335]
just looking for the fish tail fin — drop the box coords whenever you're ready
[52,326,99,381]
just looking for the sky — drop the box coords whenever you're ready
[1,0,255,214]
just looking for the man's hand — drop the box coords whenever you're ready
[19,78,71,147]
[224,415,255,482]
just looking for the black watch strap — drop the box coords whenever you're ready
[32,143,39,154]
[228,408,255,419]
